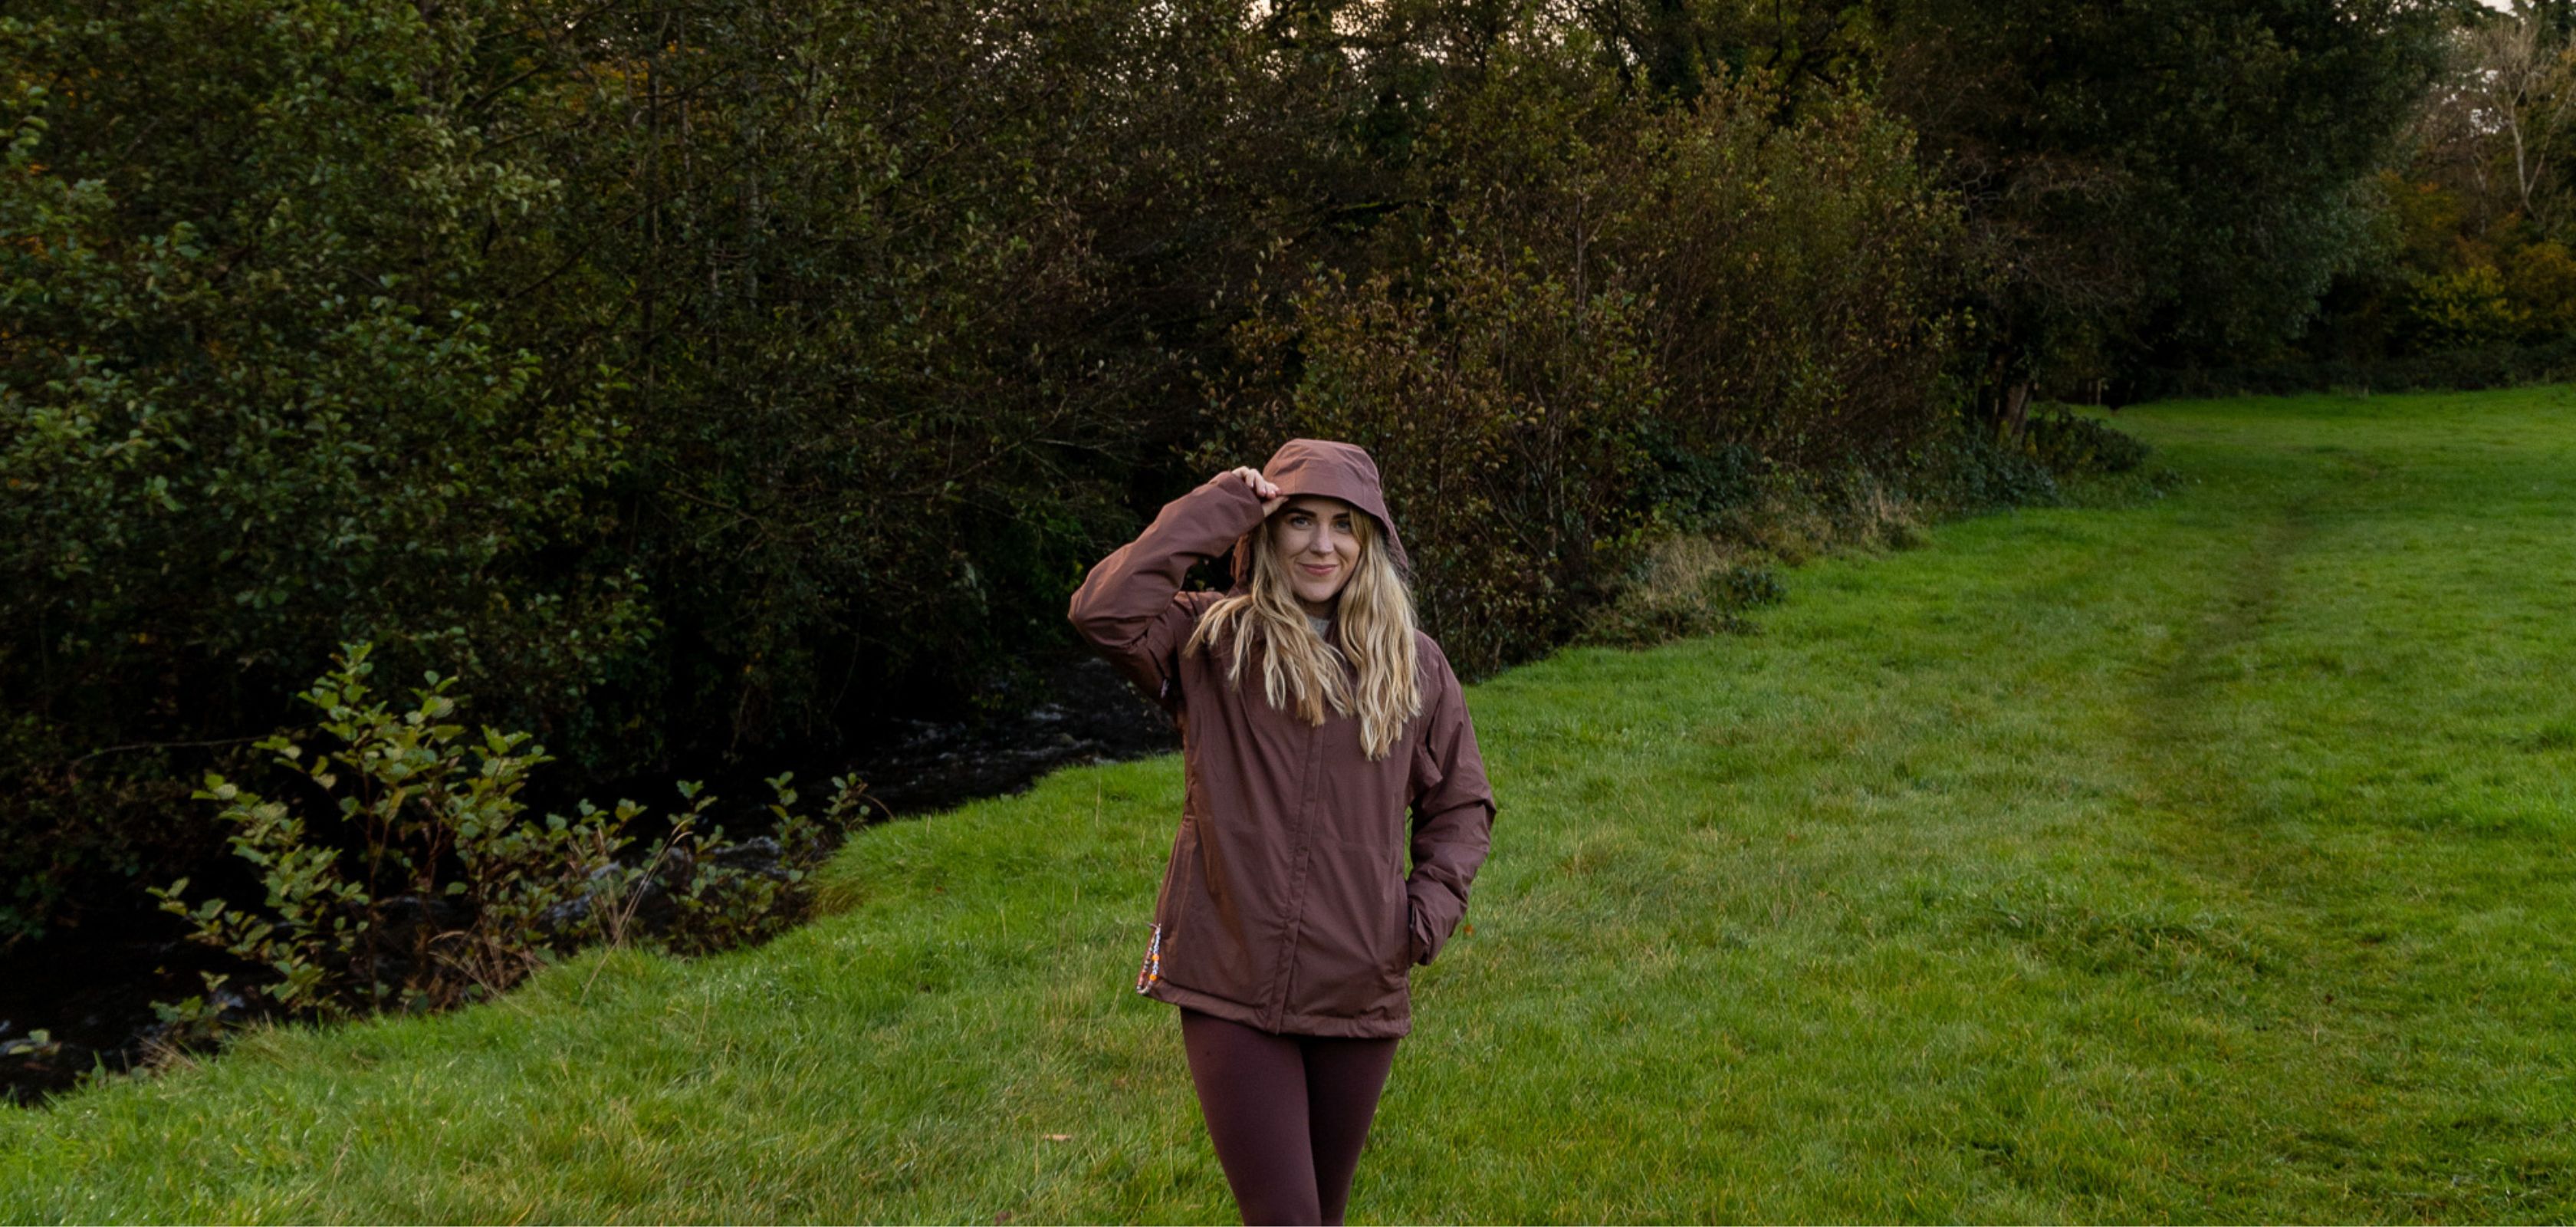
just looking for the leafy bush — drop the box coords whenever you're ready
[2501,241,2576,338]
[2022,408,2150,475]
[2407,265,2528,351]
[1605,85,1964,466]
[1213,47,1965,676]
[1912,429,2066,513]
[145,643,866,1041]
[0,0,650,947]
[1638,432,1769,535]
[1221,243,1661,676]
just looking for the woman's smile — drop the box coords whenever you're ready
[1270,494,1362,616]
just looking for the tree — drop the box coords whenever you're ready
[1573,0,2449,422]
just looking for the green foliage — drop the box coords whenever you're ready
[1581,0,2446,399]
[2387,243,2576,352]
[2502,239,2576,335]
[2289,7,2576,383]
[1218,51,1962,675]
[0,0,1260,942]
[1608,84,1963,464]
[1900,0,2442,379]
[1904,428,2065,514]
[2019,407,2150,477]
[1638,432,1766,535]
[0,0,2455,949]
[1224,245,1662,676]
[2408,264,2530,350]
[0,0,651,946]
[143,643,866,1044]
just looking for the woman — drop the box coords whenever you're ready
[1067,438,1497,1225]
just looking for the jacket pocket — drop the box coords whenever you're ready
[1145,818,1199,992]
[1289,841,1405,1016]
[1377,860,1413,989]
[1403,893,1428,968]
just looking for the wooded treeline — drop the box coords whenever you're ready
[0,0,2475,946]
[2298,2,2576,368]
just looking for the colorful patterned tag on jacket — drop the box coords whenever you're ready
[1135,923,1163,995]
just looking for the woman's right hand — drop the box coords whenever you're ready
[1223,465,1288,515]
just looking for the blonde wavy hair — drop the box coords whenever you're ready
[1184,505,1423,760]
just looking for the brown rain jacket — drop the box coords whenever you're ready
[1067,439,1497,1038]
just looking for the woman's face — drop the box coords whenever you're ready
[1270,495,1362,617]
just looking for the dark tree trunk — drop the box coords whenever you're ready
[2001,380,2034,445]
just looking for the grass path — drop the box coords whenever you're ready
[4,389,2572,1222]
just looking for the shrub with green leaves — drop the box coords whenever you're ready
[5,0,2160,957]
[1216,49,1964,676]
[2022,407,2151,476]
[2407,264,2528,351]
[0,0,650,948]
[145,643,868,1043]
[1223,243,1662,676]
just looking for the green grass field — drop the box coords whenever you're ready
[5,388,2572,1223]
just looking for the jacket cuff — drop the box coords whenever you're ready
[1405,880,1464,965]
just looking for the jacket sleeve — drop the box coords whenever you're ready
[1066,475,1267,712]
[1405,643,1496,965]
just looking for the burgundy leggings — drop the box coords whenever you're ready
[1178,1007,1402,1226]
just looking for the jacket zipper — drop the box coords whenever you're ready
[1263,716,1329,1029]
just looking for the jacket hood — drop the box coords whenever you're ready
[1228,438,1412,593]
